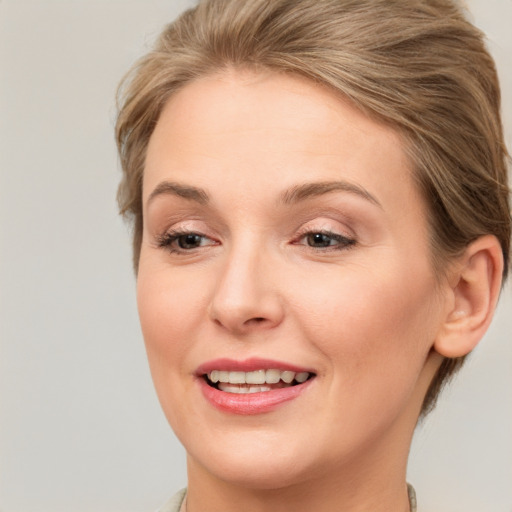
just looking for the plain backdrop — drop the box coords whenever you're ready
[0,1,510,511]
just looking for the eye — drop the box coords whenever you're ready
[157,231,217,253]
[306,232,339,248]
[175,233,206,249]
[295,230,356,250]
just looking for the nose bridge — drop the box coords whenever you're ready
[209,233,283,333]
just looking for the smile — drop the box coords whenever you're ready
[205,369,312,394]
[197,358,316,414]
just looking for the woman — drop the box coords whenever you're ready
[115,0,510,510]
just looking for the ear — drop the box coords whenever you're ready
[434,235,504,358]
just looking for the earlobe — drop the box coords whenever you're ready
[434,235,504,358]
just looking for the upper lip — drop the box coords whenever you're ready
[195,357,315,376]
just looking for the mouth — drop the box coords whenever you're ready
[196,359,316,414]
[204,369,314,394]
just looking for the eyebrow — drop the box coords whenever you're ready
[147,181,209,205]
[280,180,382,208]
[147,179,382,209]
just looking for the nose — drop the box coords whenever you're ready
[208,243,284,335]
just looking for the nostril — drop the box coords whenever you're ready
[242,317,267,327]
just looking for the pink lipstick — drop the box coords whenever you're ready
[196,358,315,415]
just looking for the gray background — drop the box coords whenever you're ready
[0,1,510,511]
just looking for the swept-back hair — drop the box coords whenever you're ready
[116,0,511,414]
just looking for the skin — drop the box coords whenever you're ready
[138,69,453,512]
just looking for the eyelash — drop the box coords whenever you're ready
[156,230,217,254]
[156,228,356,254]
[293,229,357,251]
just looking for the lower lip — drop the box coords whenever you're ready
[198,378,314,415]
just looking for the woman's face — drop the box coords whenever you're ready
[138,70,447,488]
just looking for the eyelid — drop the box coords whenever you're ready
[291,219,357,251]
[153,217,219,250]
[293,217,355,239]
[156,229,219,254]
[154,217,213,240]
[293,230,356,247]
[146,209,222,241]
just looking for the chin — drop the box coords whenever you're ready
[182,424,337,491]
[194,451,317,490]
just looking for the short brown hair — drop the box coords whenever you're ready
[116,0,511,414]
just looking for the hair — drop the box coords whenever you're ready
[116,0,511,415]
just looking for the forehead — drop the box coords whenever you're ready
[144,69,420,216]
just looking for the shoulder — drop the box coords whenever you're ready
[155,488,187,512]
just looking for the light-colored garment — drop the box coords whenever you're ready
[156,488,186,512]
[157,484,417,512]
[408,483,417,512]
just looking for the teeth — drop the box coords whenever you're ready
[218,384,252,394]
[246,370,266,384]
[207,369,311,387]
[218,384,273,393]
[295,372,309,383]
[281,371,295,384]
[249,386,271,393]
[265,369,281,384]
[229,371,246,384]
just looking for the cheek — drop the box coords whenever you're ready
[136,262,209,376]
[292,267,441,437]
[136,263,215,431]
[291,262,440,385]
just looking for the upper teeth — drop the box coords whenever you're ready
[208,369,310,385]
